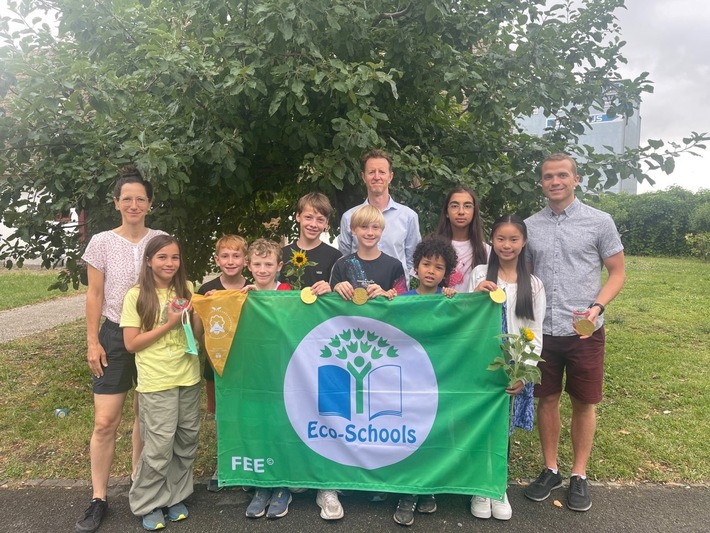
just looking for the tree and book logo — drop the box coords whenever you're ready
[284,316,438,470]
[318,328,402,421]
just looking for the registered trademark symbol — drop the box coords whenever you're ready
[267,458,274,465]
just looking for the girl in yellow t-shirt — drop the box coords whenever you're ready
[120,234,202,531]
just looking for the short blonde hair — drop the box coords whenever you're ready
[247,238,282,262]
[215,234,247,255]
[350,204,385,230]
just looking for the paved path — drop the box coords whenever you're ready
[0,480,708,532]
[0,293,86,343]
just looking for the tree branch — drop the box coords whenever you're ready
[373,4,413,27]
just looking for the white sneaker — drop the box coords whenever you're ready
[491,491,512,520]
[316,490,344,520]
[470,496,491,519]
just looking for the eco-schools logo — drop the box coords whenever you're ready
[284,316,437,470]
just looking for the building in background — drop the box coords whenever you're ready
[518,91,641,194]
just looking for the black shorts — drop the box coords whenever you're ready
[203,355,215,381]
[92,320,137,395]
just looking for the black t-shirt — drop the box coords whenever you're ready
[197,276,226,295]
[329,252,407,293]
[281,241,342,287]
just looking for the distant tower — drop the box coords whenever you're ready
[518,86,641,194]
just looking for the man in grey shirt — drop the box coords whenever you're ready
[524,153,625,512]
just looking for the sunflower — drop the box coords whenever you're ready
[291,250,308,267]
[522,328,535,342]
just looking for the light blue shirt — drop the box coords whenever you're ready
[338,196,421,281]
[525,199,624,336]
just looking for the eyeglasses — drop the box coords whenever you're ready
[448,202,474,211]
[118,196,149,206]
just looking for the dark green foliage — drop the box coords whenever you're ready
[1,0,708,284]
[588,187,710,256]
[689,202,710,233]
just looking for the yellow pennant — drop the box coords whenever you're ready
[191,290,247,377]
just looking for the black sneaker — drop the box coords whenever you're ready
[524,468,563,501]
[416,494,437,514]
[567,475,592,511]
[75,498,108,533]
[207,470,222,493]
[393,495,418,526]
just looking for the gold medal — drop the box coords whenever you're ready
[300,287,317,305]
[489,288,506,304]
[352,287,369,305]
[575,318,595,336]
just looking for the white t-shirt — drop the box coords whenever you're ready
[82,229,166,323]
[471,264,546,362]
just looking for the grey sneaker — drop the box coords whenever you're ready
[524,468,563,501]
[266,488,292,519]
[417,494,437,514]
[167,501,189,522]
[567,476,592,511]
[75,498,108,533]
[393,495,418,526]
[246,488,272,518]
[141,508,166,531]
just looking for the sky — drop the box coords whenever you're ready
[617,0,710,193]
[1,1,708,193]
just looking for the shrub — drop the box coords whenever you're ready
[686,233,710,261]
[588,187,709,256]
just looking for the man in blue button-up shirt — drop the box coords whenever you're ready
[524,153,625,513]
[338,149,421,283]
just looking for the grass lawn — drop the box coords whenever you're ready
[0,256,707,483]
[0,268,85,311]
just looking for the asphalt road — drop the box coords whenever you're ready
[1,480,708,533]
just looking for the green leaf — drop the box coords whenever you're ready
[279,20,293,41]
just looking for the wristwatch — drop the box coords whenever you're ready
[589,302,605,315]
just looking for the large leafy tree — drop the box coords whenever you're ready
[1,0,706,284]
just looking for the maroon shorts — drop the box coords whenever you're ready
[534,328,605,404]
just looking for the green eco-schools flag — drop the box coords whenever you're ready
[216,291,509,498]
